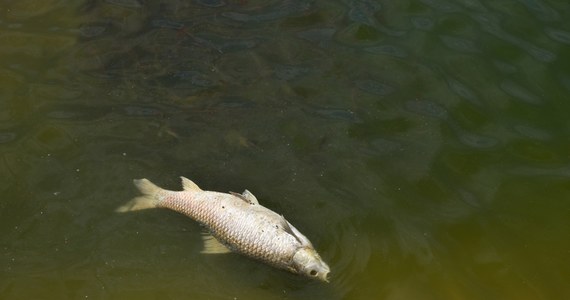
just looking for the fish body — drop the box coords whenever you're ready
[117,177,330,282]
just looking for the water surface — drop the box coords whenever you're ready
[1,0,569,299]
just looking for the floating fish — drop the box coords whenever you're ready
[116,177,330,282]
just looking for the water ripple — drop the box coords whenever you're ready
[194,0,226,8]
[122,105,163,117]
[500,80,541,105]
[274,65,310,81]
[105,0,142,8]
[79,23,107,38]
[0,132,17,144]
[44,105,110,121]
[411,16,434,31]
[355,80,395,96]
[493,60,518,74]
[150,19,185,30]
[446,78,480,105]
[310,106,359,123]
[297,28,335,42]
[513,124,552,141]
[327,221,371,295]
[419,0,462,12]
[440,35,480,53]
[455,130,498,149]
[347,0,382,26]
[369,138,402,155]
[405,99,449,119]
[365,45,408,58]
[222,0,311,23]
[472,13,557,63]
[510,165,570,178]
[516,0,560,22]
[545,27,570,45]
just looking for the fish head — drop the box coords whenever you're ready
[292,247,330,282]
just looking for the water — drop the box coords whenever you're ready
[1,0,569,299]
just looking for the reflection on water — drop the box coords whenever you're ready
[2,0,570,299]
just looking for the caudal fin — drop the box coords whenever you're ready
[115,178,163,212]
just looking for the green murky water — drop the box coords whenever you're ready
[1,0,569,299]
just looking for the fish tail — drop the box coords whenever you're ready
[115,178,163,212]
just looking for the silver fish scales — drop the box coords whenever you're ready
[116,176,330,282]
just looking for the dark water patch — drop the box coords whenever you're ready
[355,79,395,96]
[364,45,408,58]
[32,126,77,152]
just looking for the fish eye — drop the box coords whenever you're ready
[309,270,318,276]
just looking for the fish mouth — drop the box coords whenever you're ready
[319,272,330,283]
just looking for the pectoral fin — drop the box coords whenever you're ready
[281,217,313,248]
[201,234,232,254]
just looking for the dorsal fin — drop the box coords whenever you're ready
[180,176,202,192]
[241,190,259,205]
[230,189,259,205]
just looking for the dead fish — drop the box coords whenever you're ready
[116,177,330,282]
